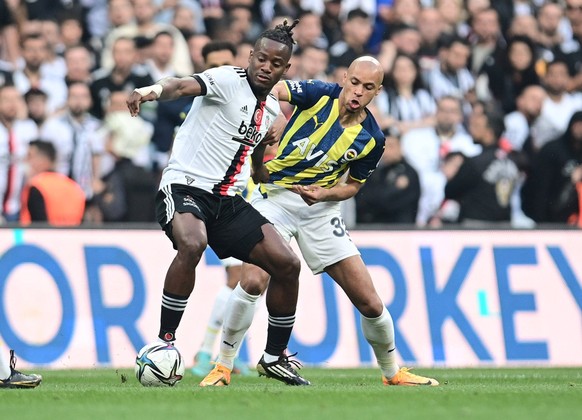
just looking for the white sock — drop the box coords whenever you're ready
[199,285,233,354]
[0,345,12,380]
[217,284,259,370]
[361,306,399,379]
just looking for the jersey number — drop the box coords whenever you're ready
[330,217,346,237]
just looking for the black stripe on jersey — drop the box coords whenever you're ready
[212,99,264,194]
[193,75,207,95]
[234,67,246,78]
[211,144,248,195]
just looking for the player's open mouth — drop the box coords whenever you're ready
[349,99,360,109]
[257,74,270,82]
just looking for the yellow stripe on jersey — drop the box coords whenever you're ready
[268,97,338,177]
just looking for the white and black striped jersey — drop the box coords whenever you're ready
[159,66,280,196]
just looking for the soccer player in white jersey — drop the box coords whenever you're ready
[189,41,249,377]
[127,21,310,385]
[201,57,440,387]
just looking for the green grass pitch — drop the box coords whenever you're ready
[3,367,581,420]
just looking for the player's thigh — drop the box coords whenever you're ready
[248,223,299,277]
[249,187,296,242]
[296,211,359,275]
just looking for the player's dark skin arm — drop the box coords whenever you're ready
[126,76,203,116]
[251,142,270,184]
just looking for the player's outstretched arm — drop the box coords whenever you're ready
[127,76,203,116]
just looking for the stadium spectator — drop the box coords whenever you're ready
[20,140,85,226]
[90,37,154,119]
[127,21,304,387]
[292,10,328,52]
[522,110,582,224]
[481,36,541,113]
[417,7,447,71]
[0,85,37,222]
[0,0,20,67]
[186,33,211,72]
[374,53,436,136]
[146,31,182,81]
[444,110,520,226]
[321,0,343,46]
[536,2,565,55]
[503,85,547,155]
[556,15,582,91]
[42,82,105,202]
[23,88,49,130]
[201,56,439,388]
[377,24,422,75]
[401,96,480,225]
[468,8,505,75]
[93,91,156,222]
[424,34,475,115]
[436,0,470,37]
[532,59,582,150]
[294,45,329,81]
[328,9,373,70]
[64,45,95,86]
[0,346,41,388]
[39,19,67,79]
[12,33,68,114]
[100,0,193,76]
[355,134,420,224]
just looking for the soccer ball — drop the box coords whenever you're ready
[135,342,185,387]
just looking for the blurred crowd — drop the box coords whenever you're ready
[0,0,581,228]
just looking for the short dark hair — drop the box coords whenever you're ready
[437,33,470,50]
[484,110,506,142]
[202,41,237,61]
[29,140,57,163]
[256,19,299,50]
[24,88,47,102]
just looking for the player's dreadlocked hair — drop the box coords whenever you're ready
[256,19,299,50]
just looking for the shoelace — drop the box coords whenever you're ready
[9,349,17,373]
[280,352,303,372]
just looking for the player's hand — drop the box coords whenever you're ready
[126,91,157,117]
[263,112,287,146]
[252,165,270,184]
[292,185,326,206]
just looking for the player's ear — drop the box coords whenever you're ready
[248,49,254,64]
[375,84,383,96]
[283,62,291,75]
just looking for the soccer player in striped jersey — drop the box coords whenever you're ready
[127,21,310,385]
[202,56,440,387]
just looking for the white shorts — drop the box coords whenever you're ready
[219,257,243,268]
[250,184,359,274]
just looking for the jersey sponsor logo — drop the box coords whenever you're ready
[240,105,248,114]
[202,71,215,85]
[292,137,338,172]
[232,120,263,146]
[288,80,303,93]
[343,148,358,161]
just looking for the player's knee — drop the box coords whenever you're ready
[176,236,206,264]
[278,251,301,280]
[358,298,384,319]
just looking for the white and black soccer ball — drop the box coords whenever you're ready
[135,342,185,387]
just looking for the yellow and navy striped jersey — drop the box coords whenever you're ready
[266,80,385,188]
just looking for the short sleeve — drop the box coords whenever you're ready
[194,66,244,104]
[349,132,386,183]
[283,80,340,109]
